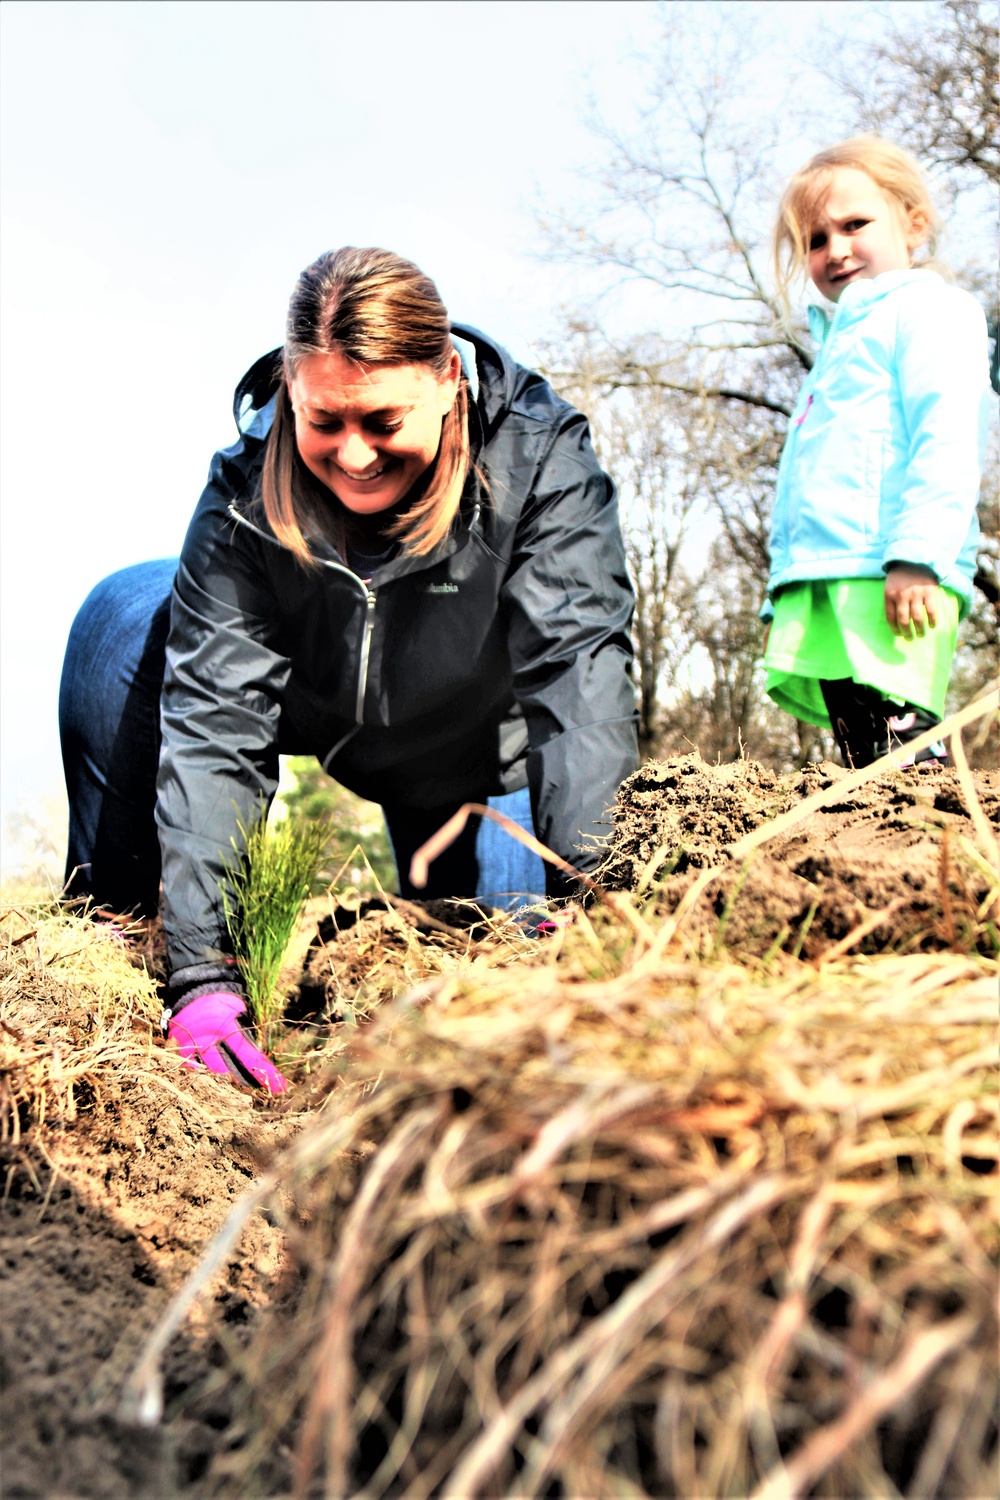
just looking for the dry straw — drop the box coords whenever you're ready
[122,696,998,1499]
[130,941,997,1497]
[1,901,164,1165]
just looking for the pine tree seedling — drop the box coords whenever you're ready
[222,807,329,1042]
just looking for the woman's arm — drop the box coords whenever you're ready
[156,442,292,973]
[500,405,639,893]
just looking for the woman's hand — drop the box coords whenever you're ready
[884,565,939,638]
[167,993,288,1093]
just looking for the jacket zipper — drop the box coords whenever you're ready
[226,500,376,731]
[356,588,377,722]
[227,495,480,737]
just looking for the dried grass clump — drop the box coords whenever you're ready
[146,924,998,1498]
[1,901,166,1151]
[0,900,277,1200]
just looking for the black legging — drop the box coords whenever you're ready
[820,678,946,769]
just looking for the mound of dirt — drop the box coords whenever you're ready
[603,754,1000,960]
[289,893,505,1024]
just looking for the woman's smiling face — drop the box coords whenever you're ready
[289,348,461,515]
[807,167,926,302]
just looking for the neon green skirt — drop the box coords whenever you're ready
[764,578,959,729]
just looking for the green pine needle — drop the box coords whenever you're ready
[222,807,329,1039]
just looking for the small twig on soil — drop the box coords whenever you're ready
[381,893,482,940]
[408,803,600,895]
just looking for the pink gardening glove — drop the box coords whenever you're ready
[536,908,576,935]
[167,992,288,1094]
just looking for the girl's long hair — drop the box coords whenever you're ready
[773,136,943,316]
[262,247,470,566]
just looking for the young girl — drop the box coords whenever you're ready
[763,136,992,767]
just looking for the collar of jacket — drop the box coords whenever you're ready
[806,267,941,348]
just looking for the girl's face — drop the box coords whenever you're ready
[807,167,927,302]
[290,348,461,516]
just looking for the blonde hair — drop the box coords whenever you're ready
[262,247,470,566]
[773,136,942,314]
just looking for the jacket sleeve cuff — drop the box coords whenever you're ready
[526,715,639,899]
[883,558,941,581]
[166,960,245,1018]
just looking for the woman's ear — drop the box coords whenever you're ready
[440,349,462,413]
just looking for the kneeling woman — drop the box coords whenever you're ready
[60,248,638,1091]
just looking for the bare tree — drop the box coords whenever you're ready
[613,395,699,754]
[631,515,835,772]
[823,0,999,192]
[538,7,808,760]
[540,7,808,397]
[542,321,702,754]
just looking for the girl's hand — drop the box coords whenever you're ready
[884,565,939,637]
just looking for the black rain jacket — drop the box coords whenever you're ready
[156,326,638,972]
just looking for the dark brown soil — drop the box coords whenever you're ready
[1,984,298,1497]
[1,752,997,1495]
[602,754,1000,960]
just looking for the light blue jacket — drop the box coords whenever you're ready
[764,270,992,620]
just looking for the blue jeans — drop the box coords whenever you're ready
[59,561,545,916]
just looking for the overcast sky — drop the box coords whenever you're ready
[0,0,933,878]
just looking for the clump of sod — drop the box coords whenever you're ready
[127,906,998,1498]
[1,899,164,1158]
[223,809,330,1043]
[125,706,999,1492]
